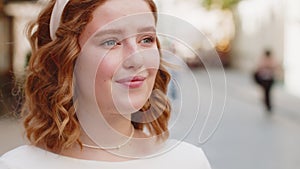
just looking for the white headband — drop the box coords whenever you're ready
[49,0,70,40]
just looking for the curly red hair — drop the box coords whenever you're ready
[23,0,171,152]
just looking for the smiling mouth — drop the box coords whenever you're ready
[116,76,146,88]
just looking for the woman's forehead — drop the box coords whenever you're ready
[80,0,154,45]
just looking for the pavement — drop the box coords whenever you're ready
[1,68,300,169]
[193,68,300,169]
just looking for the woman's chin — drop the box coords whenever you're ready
[114,98,147,115]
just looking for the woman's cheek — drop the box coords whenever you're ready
[98,51,123,79]
[143,48,160,70]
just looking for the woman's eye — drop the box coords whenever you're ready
[140,36,155,45]
[101,40,119,47]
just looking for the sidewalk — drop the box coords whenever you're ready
[224,69,300,119]
[199,68,300,169]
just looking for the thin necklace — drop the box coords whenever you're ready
[82,125,135,150]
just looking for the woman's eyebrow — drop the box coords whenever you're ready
[137,26,156,33]
[93,29,124,38]
[93,26,156,39]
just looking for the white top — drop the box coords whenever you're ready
[0,141,211,169]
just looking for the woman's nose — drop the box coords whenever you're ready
[122,39,143,70]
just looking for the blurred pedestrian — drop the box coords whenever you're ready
[253,50,278,112]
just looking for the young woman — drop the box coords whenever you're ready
[0,0,211,168]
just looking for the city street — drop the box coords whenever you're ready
[1,68,300,169]
[190,68,300,169]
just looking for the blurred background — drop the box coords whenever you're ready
[0,0,300,169]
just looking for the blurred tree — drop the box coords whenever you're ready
[200,0,240,67]
[201,0,240,10]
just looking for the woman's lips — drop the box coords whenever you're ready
[116,76,146,88]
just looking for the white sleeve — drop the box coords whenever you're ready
[0,159,11,169]
[197,148,212,169]
[170,141,212,169]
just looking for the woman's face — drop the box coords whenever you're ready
[77,0,159,116]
